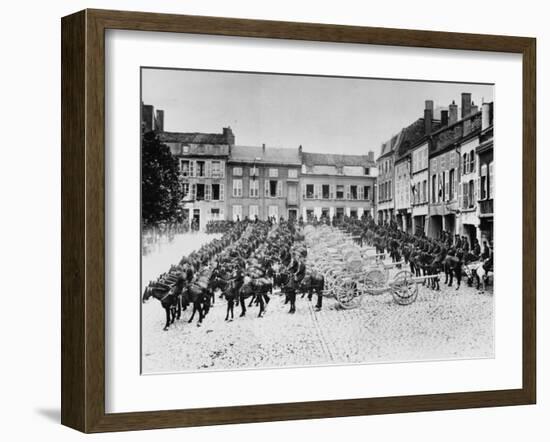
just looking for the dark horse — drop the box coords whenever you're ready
[239,277,272,317]
[180,282,211,326]
[142,284,182,331]
[299,272,325,310]
[443,252,464,290]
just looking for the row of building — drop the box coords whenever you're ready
[142,103,377,230]
[142,91,493,246]
[376,92,494,246]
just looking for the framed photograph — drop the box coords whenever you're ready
[61,9,536,433]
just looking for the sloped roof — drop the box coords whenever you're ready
[302,152,375,168]
[378,130,403,160]
[395,118,441,162]
[229,145,301,165]
[158,131,230,145]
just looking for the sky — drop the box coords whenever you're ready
[142,68,494,158]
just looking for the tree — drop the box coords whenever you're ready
[141,131,182,228]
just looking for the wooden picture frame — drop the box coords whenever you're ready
[61,8,536,433]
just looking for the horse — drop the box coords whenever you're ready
[238,277,272,317]
[142,284,182,331]
[442,253,464,290]
[299,272,325,310]
[180,282,211,326]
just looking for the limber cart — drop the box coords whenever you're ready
[304,225,438,309]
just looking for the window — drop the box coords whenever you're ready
[249,179,259,198]
[480,164,488,200]
[196,161,206,177]
[232,205,242,221]
[364,167,370,175]
[322,184,330,199]
[423,180,427,203]
[350,185,358,200]
[288,169,298,179]
[249,205,259,220]
[182,183,190,199]
[449,169,455,200]
[432,175,436,203]
[210,207,223,221]
[268,205,278,219]
[196,183,205,201]
[463,153,468,174]
[232,179,242,197]
[306,184,314,199]
[269,180,278,197]
[468,179,475,208]
[388,180,392,199]
[180,160,190,177]
[469,151,475,174]
[182,145,189,153]
[212,183,221,201]
[233,167,243,176]
[250,166,259,177]
[363,186,370,201]
[336,166,343,175]
[269,168,278,178]
[336,185,344,199]
[211,161,222,178]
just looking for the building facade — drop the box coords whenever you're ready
[226,145,301,221]
[376,133,400,223]
[158,127,234,230]
[300,152,376,221]
[476,102,494,244]
[428,99,482,240]
[411,140,430,236]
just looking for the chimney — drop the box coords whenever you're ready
[367,151,374,162]
[155,110,164,131]
[262,143,266,152]
[298,145,303,155]
[441,110,449,127]
[461,92,472,118]
[223,127,235,146]
[424,100,434,135]
[470,101,479,115]
[481,102,493,130]
[449,100,458,124]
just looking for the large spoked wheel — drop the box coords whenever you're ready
[335,277,361,309]
[364,268,387,291]
[391,270,419,305]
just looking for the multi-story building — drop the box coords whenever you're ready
[393,101,438,233]
[428,93,482,239]
[476,102,494,244]
[410,139,430,236]
[300,151,376,221]
[158,127,234,230]
[227,144,301,221]
[376,133,401,223]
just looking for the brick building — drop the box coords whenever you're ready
[300,151,376,221]
[476,102,494,244]
[428,94,482,239]
[158,127,234,230]
[226,145,301,221]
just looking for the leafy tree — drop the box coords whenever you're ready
[141,131,182,228]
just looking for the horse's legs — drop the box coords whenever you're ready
[258,294,265,317]
[316,290,323,310]
[163,307,170,331]
[248,295,255,307]
[455,268,461,290]
[289,293,296,313]
[176,296,182,320]
[197,302,203,326]
[239,296,246,317]
[188,304,196,323]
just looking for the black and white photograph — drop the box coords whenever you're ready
[140,68,495,374]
